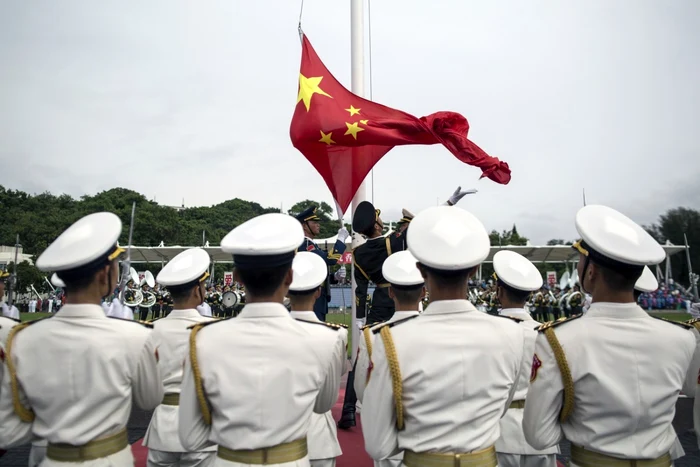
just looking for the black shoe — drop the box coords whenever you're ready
[337,412,356,429]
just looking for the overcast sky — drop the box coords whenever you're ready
[1,0,698,244]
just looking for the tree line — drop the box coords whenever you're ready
[0,185,697,294]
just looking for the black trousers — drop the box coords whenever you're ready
[340,310,389,415]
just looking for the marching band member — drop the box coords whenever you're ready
[492,250,559,467]
[0,271,20,320]
[566,284,584,315]
[288,251,348,467]
[338,187,475,429]
[354,250,423,467]
[179,213,343,466]
[0,212,163,464]
[295,205,349,322]
[143,248,217,467]
[523,205,695,467]
[362,206,527,466]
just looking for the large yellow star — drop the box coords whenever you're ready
[345,105,361,116]
[319,131,335,145]
[297,74,332,111]
[344,122,365,140]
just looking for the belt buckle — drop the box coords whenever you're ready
[262,447,268,464]
[454,453,460,467]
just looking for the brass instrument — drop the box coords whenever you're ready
[122,267,143,307]
[139,271,156,308]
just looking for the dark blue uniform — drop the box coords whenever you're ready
[294,205,347,322]
[297,237,346,321]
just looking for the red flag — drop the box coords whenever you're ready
[290,35,511,213]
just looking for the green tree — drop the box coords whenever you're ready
[645,207,700,287]
[6,261,47,296]
[489,224,528,247]
[287,200,339,238]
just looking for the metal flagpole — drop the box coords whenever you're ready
[684,234,699,300]
[7,235,20,306]
[350,0,366,362]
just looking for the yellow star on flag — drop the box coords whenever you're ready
[297,74,332,111]
[360,119,368,125]
[319,130,335,145]
[345,105,361,116]
[344,122,365,140]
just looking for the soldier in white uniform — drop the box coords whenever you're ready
[0,271,20,320]
[491,250,559,467]
[143,247,218,467]
[178,213,343,466]
[362,206,528,467]
[355,250,423,467]
[522,205,696,467]
[0,212,164,465]
[288,251,348,467]
[26,272,68,467]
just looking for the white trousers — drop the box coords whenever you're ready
[309,459,336,467]
[147,449,216,467]
[496,453,557,467]
[29,442,47,467]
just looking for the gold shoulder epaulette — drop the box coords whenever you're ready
[685,317,700,325]
[6,317,52,423]
[108,317,153,328]
[650,315,693,329]
[536,313,583,332]
[372,315,419,334]
[361,322,380,331]
[186,318,227,330]
[294,319,345,331]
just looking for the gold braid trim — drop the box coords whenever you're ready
[363,327,373,359]
[385,237,392,256]
[543,328,575,422]
[189,324,212,425]
[6,323,35,422]
[379,326,404,430]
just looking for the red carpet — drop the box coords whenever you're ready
[130,375,562,467]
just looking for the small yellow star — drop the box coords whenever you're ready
[345,105,361,116]
[344,122,365,140]
[297,74,332,111]
[360,119,368,125]
[319,130,335,145]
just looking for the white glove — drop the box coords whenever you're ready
[334,265,347,281]
[355,317,366,330]
[337,227,350,242]
[445,186,478,206]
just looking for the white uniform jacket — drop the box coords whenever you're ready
[362,299,528,460]
[143,308,217,452]
[354,311,420,403]
[178,303,344,459]
[495,309,559,456]
[290,310,348,460]
[0,304,163,449]
[522,303,695,461]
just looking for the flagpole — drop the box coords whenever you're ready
[350,0,366,362]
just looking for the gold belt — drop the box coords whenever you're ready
[46,429,128,462]
[162,393,180,406]
[376,283,391,288]
[571,445,672,467]
[403,445,497,467]
[508,400,525,409]
[217,438,307,464]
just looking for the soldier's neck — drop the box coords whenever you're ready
[394,302,419,312]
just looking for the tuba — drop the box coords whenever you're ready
[139,270,156,308]
[123,267,143,307]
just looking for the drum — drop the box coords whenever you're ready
[222,291,239,309]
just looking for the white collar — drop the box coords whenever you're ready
[238,303,291,319]
[499,308,535,321]
[290,311,320,322]
[422,299,476,316]
[164,308,204,319]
